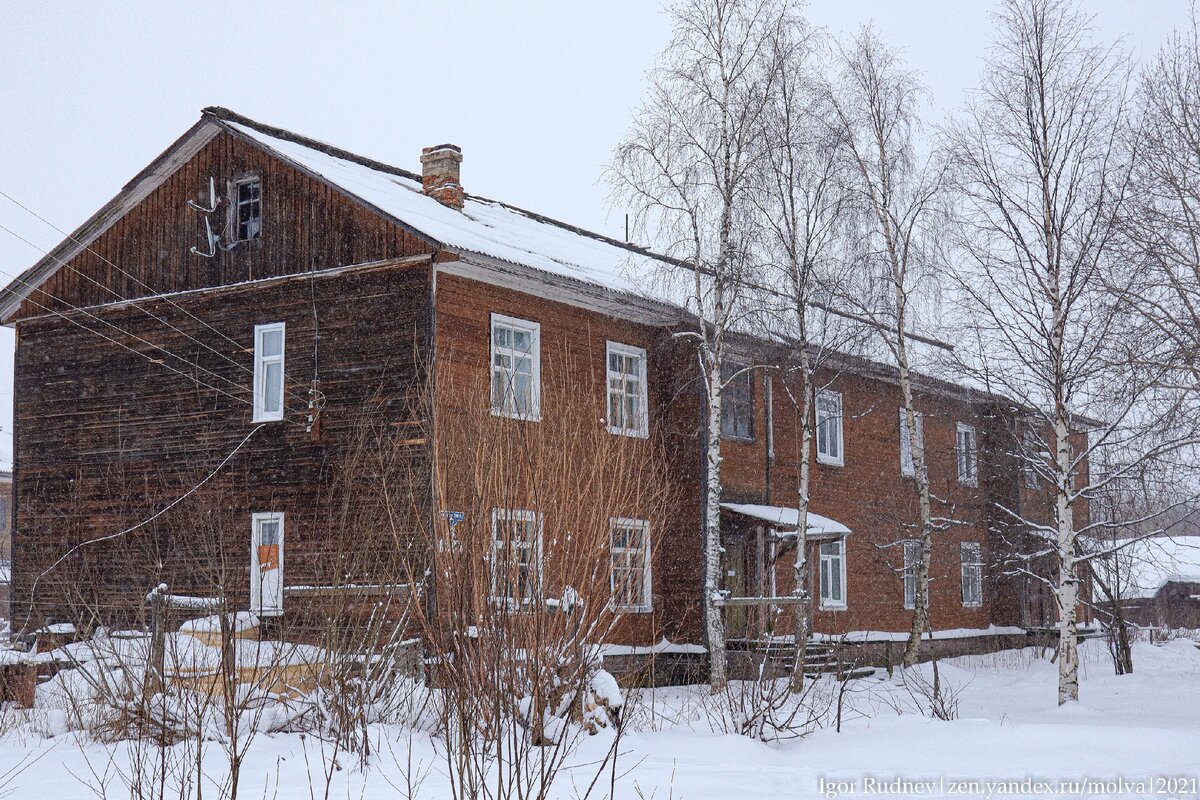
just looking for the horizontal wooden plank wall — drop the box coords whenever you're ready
[433,273,703,645]
[14,130,432,321]
[12,259,433,630]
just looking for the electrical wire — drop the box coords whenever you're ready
[0,192,313,406]
[17,424,266,635]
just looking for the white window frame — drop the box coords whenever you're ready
[818,538,847,610]
[490,313,541,421]
[902,539,922,610]
[609,517,652,612]
[816,389,844,467]
[252,322,285,423]
[605,341,649,438]
[961,541,984,607]
[231,176,262,242]
[899,408,924,478]
[250,511,284,617]
[956,422,979,487]
[489,509,543,608]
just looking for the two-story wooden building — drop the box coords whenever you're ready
[1,108,1068,659]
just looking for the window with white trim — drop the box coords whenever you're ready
[903,539,922,609]
[233,178,262,242]
[250,511,284,616]
[491,314,541,420]
[721,363,754,440]
[606,342,649,437]
[956,423,978,486]
[253,322,285,422]
[490,509,542,606]
[961,541,983,607]
[1022,426,1041,489]
[610,518,652,612]
[899,408,924,477]
[816,389,844,466]
[818,539,846,609]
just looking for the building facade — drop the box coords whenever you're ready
[1,108,1076,655]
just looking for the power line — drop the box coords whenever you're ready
[0,222,268,415]
[0,190,314,406]
[0,221,319,417]
[17,424,267,635]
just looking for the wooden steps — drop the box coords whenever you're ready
[727,638,877,681]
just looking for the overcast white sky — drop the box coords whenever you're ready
[0,0,1189,468]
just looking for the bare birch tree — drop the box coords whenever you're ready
[611,0,787,690]
[754,19,859,690]
[1118,11,1200,402]
[826,26,943,667]
[943,0,1143,704]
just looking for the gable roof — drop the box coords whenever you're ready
[3,108,990,404]
[0,106,687,325]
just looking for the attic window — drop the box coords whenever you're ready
[234,178,262,241]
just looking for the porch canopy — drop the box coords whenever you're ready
[720,503,851,539]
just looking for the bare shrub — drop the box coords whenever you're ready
[417,360,668,798]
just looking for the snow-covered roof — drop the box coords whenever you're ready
[3,107,1007,408]
[1093,536,1200,600]
[720,503,851,537]
[220,116,671,304]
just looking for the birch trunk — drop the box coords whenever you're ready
[899,328,935,666]
[704,348,729,691]
[789,358,814,692]
[1054,403,1079,704]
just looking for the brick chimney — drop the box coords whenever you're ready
[420,144,464,210]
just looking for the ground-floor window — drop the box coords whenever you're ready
[819,539,846,609]
[490,509,542,607]
[961,541,984,607]
[903,539,922,609]
[250,512,284,616]
[610,518,652,612]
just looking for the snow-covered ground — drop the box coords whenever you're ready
[0,637,1196,799]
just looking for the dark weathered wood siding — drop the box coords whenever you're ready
[10,127,438,628]
[13,262,432,628]
[12,129,432,321]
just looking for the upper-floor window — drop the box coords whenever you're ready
[253,322,285,422]
[816,389,844,466]
[957,423,978,486]
[610,518,652,612]
[902,539,922,609]
[819,539,846,609]
[721,363,754,441]
[606,342,648,437]
[961,541,983,607]
[899,409,925,478]
[234,178,262,242]
[491,314,541,420]
[490,509,542,607]
[1022,426,1041,489]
